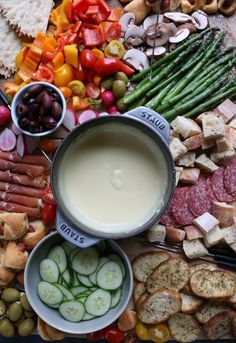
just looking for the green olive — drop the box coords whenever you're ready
[1,288,20,303]
[112,80,126,98]
[20,294,32,311]
[0,300,6,316]
[14,315,25,328]
[100,77,113,90]
[116,97,128,112]
[18,318,35,336]
[24,310,35,318]
[114,72,129,85]
[8,302,24,322]
[0,318,15,337]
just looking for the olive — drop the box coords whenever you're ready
[37,90,47,103]
[22,92,30,103]
[39,106,47,117]
[28,120,38,129]
[114,72,129,85]
[16,103,28,117]
[42,116,57,129]
[20,294,32,311]
[116,97,127,112]
[24,310,35,318]
[18,318,35,336]
[28,103,40,116]
[8,302,24,322]
[1,288,20,303]
[112,80,126,98]
[0,318,15,337]
[0,300,6,316]
[27,84,42,95]
[27,98,38,106]
[51,92,60,102]
[44,87,53,94]
[42,92,52,109]
[14,315,25,328]
[51,101,62,120]
[100,77,113,90]
[18,117,29,129]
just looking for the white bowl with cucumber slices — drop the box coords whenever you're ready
[24,232,133,334]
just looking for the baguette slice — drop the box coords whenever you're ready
[136,292,149,309]
[180,293,203,314]
[232,316,236,338]
[168,313,200,343]
[190,269,235,300]
[204,311,235,340]
[133,282,146,304]
[195,301,230,324]
[137,288,181,324]
[132,251,170,282]
[147,258,190,293]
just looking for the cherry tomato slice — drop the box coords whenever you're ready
[42,203,56,225]
[42,186,56,205]
[149,324,170,343]
[85,82,101,99]
[34,64,54,83]
[104,326,124,343]
[105,22,121,42]
[80,49,96,69]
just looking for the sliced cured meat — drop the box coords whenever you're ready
[189,178,212,216]
[160,207,177,226]
[205,177,217,202]
[211,167,235,203]
[170,187,195,226]
[224,157,236,198]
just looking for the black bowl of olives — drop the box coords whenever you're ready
[11,82,66,137]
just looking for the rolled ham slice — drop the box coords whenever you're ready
[0,201,41,218]
[0,182,42,198]
[0,191,39,208]
[0,171,47,189]
[0,159,45,177]
[0,151,50,169]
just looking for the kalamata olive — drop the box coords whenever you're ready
[28,103,40,116]
[0,318,15,337]
[16,103,28,117]
[18,117,29,129]
[22,92,30,103]
[8,302,24,322]
[27,98,37,106]
[42,92,52,109]
[0,300,6,316]
[51,92,60,102]
[51,101,62,120]
[39,106,47,117]
[1,288,20,303]
[27,84,42,95]
[20,295,32,311]
[37,90,47,103]
[18,318,35,336]
[44,87,53,94]
[28,120,38,132]
[42,116,57,129]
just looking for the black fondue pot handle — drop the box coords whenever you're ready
[124,106,170,144]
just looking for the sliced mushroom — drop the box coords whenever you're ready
[145,46,166,58]
[145,23,170,47]
[143,14,164,30]
[164,12,192,23]
[123,49,149,71]
[119,12,135,32]
[177,23,197,34]
[169,28,190,44]
[191,11,208,30]
[169,43,177,52]
[125,25,145,46]
[166,22,178,37]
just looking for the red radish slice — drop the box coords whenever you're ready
[0,128,16,151]
[63,108,77,131]
[78,110,98,124]
[107,106,120,115]
[11,123,22,136]
[16,135,26,157]
[98,112,109,117]
[24,135,39,154]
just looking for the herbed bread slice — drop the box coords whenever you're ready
[132,251,170,282]
[168,313,200,343]
[146,258,190,293]
[136,293,149,310]
[204,311,235,340]
[137,288,181,324]
[133,282,146,304]
[195,301,230,324]
[190,269,235,300]
[180,293,203,314]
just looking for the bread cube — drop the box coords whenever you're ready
[216,137,233,152]
[184,225,204,240]
[165,227,185,243]
[225,126,236,149]
[179,168,200,185]
[216,99,236,123]
[146,224,166,242]
[183,134,202,150]
[229,119,236,130]
[176,152,196,167]
[211,201,236,227]
[195,111,215,125]
[202,114,225,141]
[222,226,236,245]
[200,137,215,150]
[203,226,224,247]
[183,239,209,259]
[210,148,235,166]
[193,212,219,234]
[175,166,183,186]
[171,117,201,139]
[170,137,188,161]
[195,154,218,173]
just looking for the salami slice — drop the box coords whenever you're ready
[205,177,217,202]
[160,207,177,226]
[188,178,212,217]
[211,167,235,203]
[170,187,195,226]
[224,157,236,198]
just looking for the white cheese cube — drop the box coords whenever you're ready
[176,152,196,167]
[202,114,225,140]
[146,224,166,242]
[195,154,218,173]
[222,226,236,245]
[170,137,188,161]
[216,99,236,123]
[193,212,219,234]
[175,166,183,186]
[183,239,209,259]
[203,226,224,247]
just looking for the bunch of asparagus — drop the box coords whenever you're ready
[124,28,236,122]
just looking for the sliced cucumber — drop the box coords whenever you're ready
[69,248,79,264]
[73,271,80,287]
[85,289,111,316]
[72,247,98,275]
[48,246,67,274]
[110,287,122,308]
[62,269,71,286]
[70,286,89,296]
[109,254,126,278]
[89,257,110,285]
[61,241,75,256]
[77,274,93,287]
[83,312,95,320]
[77,297,86,304]
[38,281,63,305]
[39,258,59,283]
[48,302,61,309]
[59,301,85,322]
[55,284,74,300]
[97,261,123,290]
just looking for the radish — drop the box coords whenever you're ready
[78,110,98,125]
[25,135,39,154]
[0,128,16,151]
[107,106,120,115]
[16,135,26,157]
[0,106,11,126]
[98,112,109,117]
[11,123,22,136]
[101,91,115,108]
[63,108,77,131]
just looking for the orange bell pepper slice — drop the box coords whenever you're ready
[52,52,65,69]
[107,7,124,21]
[72,96,91,111]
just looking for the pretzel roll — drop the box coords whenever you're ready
[0,212,28,240]
[218,0,236,16]
[202,0,218,14]
[21,220,46,250]
[181,0,197,13]
[0,247,15,286]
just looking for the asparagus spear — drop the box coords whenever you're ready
[145,80,176,109]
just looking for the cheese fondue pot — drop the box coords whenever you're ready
[51,106,175,247]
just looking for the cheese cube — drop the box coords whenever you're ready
[216,137,233,152]
[183,134,202,150]
[229,119,236,130]
[176,152,196,167]
[165,227,185,243]
[211,201,236,227]
[179,168,200,185]
[184,225,204,240]
[193,212,219,234]
[170,137,188,161]
[210,148,235,166]
[216,99,236,123]
[203,226,224,247]
[183,239,209,259]
[171,117,201,139]
[202,114,225,140]
[146,224,166,242]
[175,166,183,186]
[222,226,236,245]
[195,154,218,173]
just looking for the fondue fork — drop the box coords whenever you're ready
[149,0,162,79]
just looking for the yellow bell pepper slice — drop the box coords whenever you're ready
[49,0,72,36]
[54,63,74,87]
[149,324,170,343]
[52,52,65,69]
[64,44,78,68]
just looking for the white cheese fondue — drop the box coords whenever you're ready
[60,123,168,234]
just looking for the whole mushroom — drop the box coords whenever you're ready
[143,14,164,30]
[123,49,149,71]
[119,12,135,33]
[145,23,170,47]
